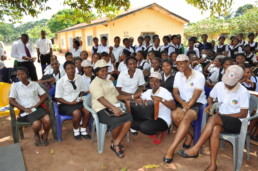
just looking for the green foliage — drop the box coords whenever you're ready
[0,23,17,42]
[234,4,254,17]
[27,25,54,42]
[0,34,4,41]
[184,5,258,38]
[186,0,234,17]
[0,0,50,23]
[16,19,49,34]
[47,9,84,33]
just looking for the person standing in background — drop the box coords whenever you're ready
[11,34,38,81]
[36,30,53,74]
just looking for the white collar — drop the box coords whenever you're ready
[64,74,79,82]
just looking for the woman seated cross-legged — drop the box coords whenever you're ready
[178,65,249,171]
[89,59,139,158]
[55,61,91,141]
[164,54,207,163]
[131,72,176,142]
[9,67,51,146]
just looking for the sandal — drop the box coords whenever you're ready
[110,144,125,158]
[34,135,41,146]
[111,141,125,152]
[40,134,49,146]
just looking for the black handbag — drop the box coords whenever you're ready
[126,100,159,121]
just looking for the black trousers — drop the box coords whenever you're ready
[40,53,51,74]
[17,61,38,81]
[131,118,168,135]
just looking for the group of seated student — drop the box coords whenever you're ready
[7,32,258,170]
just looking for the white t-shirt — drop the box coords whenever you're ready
[173,69,207,104]
[70,47,82,57]
[9,81,45,116]
[112,46,124,62]
[36,38,52,55]
[97,45,110,54]
[44,69,66,81]
[141,87,173,127]
[118,61,127,72]
[137,60,151,70]
[107,60,114,73]
[210,82,250,121]
[116,68,145,94]
[82,74,92,92]
[208,67,221,83]
[55,74,84,102]
[135,45,146,53]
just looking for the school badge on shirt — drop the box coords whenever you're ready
[232,99,238,105]
[189,82,194,87]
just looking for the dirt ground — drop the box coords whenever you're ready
[0,115,258,171]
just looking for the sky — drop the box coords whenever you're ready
[20,0,257,24]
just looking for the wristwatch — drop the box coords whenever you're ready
[162,98,166,103]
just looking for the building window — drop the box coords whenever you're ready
[141,32,155,44]
[87,35,93,46]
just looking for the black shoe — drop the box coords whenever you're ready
[183,143,190,149]
[163,157,173,164]
[178,150,198,158]
[81,134,91,139]
[74,135,82,141]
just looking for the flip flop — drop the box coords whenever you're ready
[110,145,125,158]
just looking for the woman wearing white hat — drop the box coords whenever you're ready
[178,65,249,171]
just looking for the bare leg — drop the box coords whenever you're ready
[205,125,222,171]
[183,114,223,156]
[81,107,91,128]
[72,109,82,129]
[165,109,197,159]
[40,114,51,140]
[31,120,42,143]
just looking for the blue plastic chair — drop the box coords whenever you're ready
[192,103,208,144]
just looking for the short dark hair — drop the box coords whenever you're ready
[162,58,173,66]
[221,57,233,66]
[93,37,98,41]
[201,34,208,38]
[100,52,109,58]
[171,35,178,40]
[151,57,161,63]
[16,67,29,78]
[63,60,75,70]
[73,40,80,47]
[125,56,137,65]
[21,34,29,39]
[244,63,252,69]
[123,38,129,43]
[114,36,120,41]
[101,36,107,41]
[65,52,72,58]
[138,36,144,41]
[74,57,82,62]
[80,51,88,56]
[152,34,159,40]
[236,53,246,59]
[144,35,151,39]
[248,33,255,38]
[243,44,251,49]
[136,50,146,59]
[92,53,100,59]
[163,36,170,41]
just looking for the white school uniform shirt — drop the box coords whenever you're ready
[173,69,207,104]
[141,87,173,127]
[239,40,247,47]
[55,74,84,102]
[193,64,203,72]
[168,43,178,56]
[208,67,221,83]
[213,44,229,54]
[137,59,151,70]
[70,47,82,57]
[242,76,258,92]
[112,45,124,62]
[148,45,162,52]
[36,38,52,55]
[135,45,146,53]
[160,44,170,52]
[44,69,66,81]
[249,42,258,51]
[92,45,99,54]
[82,74,92,92]
[228,45,243,57]
[116,68,145,94]
[118,61,127,72]
[9,81,45,117]
[210,82,250,121]
[107,60,114,73]
[97,45,110,54]
[11,40,35,62]
[185,47,200,58]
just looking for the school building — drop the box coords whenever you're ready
[56,3,189,53]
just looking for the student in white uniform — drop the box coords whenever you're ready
[123,38,134,57]
[247,33,258,53]
[135,36,146,53]
[164,54,207,164]
[228,37,243,59]
[70,39,82,57]
[168,35,180,56]
[213,36,229,56]
[178,65,249,171]
[0,41,5,58]
[131,72,176,137]
[161,36,171,53]
[97,36,110,54]
[116,57,145,96]
[136,51,151,71]
[111,36,124,63]
[189,54,203,72]
[92,37,99,54]
[117,52,128,73]
[55,61,91,141]
[36,30,53,74]
[101,52,114,74]
[148,37,162,57]
[185,39,200,58]
[81,60,94,94]
[243,44,256,65]
[9,67,51,146]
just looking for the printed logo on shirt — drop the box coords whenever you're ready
[189,82,194,87]
[232,99,238,105]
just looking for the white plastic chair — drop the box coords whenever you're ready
[202,102,258,171]
[83,94,129,154]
